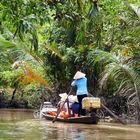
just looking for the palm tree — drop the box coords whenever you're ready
[87,47,140,122]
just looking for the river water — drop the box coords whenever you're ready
[0,109,139,140]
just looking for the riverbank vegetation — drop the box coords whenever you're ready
[0,0,140,123]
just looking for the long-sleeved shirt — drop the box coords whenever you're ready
[71,77,88,95]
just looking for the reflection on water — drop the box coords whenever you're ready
[0,109,140,140]
[0,109,33,122]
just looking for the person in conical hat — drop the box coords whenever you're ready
[71,71,88,116]
[68,95,80,118]
[73,71,86,80]
[57,93,68,112]
[59,93,68,101]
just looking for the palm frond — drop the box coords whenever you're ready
[0,35,16,48]
[123,1,140,19]
[129,4,140,19]
[87,49,118,72]
[99,63,140,102]
[45,43,64,60]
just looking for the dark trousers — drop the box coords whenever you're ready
[77,94,87,116]
[71,103,80,116]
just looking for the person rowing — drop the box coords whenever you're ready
[71,71,88,116]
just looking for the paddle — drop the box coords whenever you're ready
[52,87,73,123]
[89,94,126,125]
[101,103,126,124]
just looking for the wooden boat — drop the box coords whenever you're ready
[42,112,99,124]
[39,100,100,124]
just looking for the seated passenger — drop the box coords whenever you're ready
[57,93,68,112]
[57,94,80,118]
[69,95,79,117]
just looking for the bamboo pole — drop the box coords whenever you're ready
[101,103,126,124]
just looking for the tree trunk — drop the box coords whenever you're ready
[10,82,18,104]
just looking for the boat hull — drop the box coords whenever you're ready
[42,113,99,124]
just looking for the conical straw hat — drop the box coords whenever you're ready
[68,95,79,103]
[59,93,68,101]
[73,71,86,80]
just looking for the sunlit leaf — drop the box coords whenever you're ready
[0,36,16,48]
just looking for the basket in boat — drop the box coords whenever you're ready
[82,97,101,109]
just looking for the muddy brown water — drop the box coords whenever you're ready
[0,109,139,140]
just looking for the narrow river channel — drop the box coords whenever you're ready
[0,109,139,140]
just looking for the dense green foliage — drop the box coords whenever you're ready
[0,0,140,122]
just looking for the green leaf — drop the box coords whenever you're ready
[0,35,16,48]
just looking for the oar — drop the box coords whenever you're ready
[52,87,73,123]
[89,94,126,124]
[101,103,126,125]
